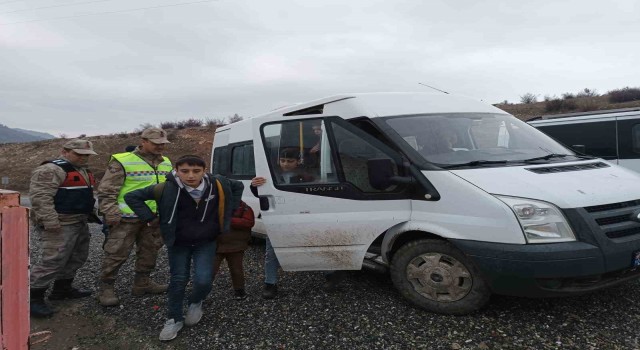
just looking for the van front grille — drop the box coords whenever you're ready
[526,162,610,174]
[606,227,640,239]
[585,200,640,213]
[583,199,640,239]
[596,214,633,226]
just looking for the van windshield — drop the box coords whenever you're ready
[384,113,579,168]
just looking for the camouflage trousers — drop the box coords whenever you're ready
[100,220,164,282]
[30,221,90,289]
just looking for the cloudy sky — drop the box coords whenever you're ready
[1,0,638,136]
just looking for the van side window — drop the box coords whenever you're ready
[212,146,229,175]
[536,121,617,159]
[261,119,338,185]
[331,122,399,193]
[614,118,640,160]
[231,143,256,178]
[633,124,640,154]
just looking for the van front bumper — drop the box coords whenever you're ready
[451,239,640,297]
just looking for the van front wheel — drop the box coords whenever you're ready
[390,239,490,315]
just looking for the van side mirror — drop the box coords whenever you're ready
[367,158,415,190]
[571,144,586,154]
[367,158,395,190]
[367,158,440,200]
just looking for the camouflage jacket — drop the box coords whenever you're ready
[97,148,168,223]
[29,156,92,227]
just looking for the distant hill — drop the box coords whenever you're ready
[0,124,56,144]
[12,128,56,140]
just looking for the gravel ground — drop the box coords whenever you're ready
[30,223,640,350]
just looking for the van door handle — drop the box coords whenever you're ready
[259,196,270,211]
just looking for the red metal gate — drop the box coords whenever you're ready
[0,190,30,350]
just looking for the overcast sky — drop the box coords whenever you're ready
[1,0,638,136]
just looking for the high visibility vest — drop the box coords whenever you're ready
[112,152,172,218]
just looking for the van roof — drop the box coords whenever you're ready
[215,92,508,134]
[256,92,508,119]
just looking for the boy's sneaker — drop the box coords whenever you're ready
[159,319,184,341]
[262,283,277,299]
[234,289,247,300]
[184,301,203,326]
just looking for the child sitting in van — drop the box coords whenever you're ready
[276,148,314,184]
[212,200,254,300]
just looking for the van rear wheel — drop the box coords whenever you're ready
[390,239,490,315]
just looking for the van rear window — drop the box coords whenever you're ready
[212,146,229,175]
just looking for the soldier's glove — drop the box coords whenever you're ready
[146,217,160,228]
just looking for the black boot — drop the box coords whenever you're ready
[49,278,92,300]
[234,288,247,300]
[30,288,54,318]
[262,283,277,299]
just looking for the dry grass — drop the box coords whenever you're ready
[0,127,215,192]
[497,95,640,121]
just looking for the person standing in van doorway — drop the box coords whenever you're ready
[248,176,281,299]
[251,152,345,297]
[29,139,98,318]
[250,176,343,296]
[96,127,173,307]
[212,200,255,300]
[252,148,312,299]
[123,155,243,341]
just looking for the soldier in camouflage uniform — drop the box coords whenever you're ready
[97,127,172,306]
[29,139,98,318]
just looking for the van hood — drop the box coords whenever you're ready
[449,161,640,209]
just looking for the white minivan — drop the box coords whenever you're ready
[528,107,640,173]
[211,93,640,315]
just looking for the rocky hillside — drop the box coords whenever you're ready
[0,127,215,192]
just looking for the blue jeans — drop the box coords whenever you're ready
[264,238,280,285]
[167,241,216,322]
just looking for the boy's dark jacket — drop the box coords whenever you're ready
[124,171,244,247]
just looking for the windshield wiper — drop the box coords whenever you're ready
[521,153,594,163]
[442,160,509,169]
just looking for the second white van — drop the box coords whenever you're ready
[528,107,640,173]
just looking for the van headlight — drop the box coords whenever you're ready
[495,196,576,244]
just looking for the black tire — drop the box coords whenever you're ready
[390,239,491,315]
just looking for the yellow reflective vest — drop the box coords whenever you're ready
[113,152,172,218]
